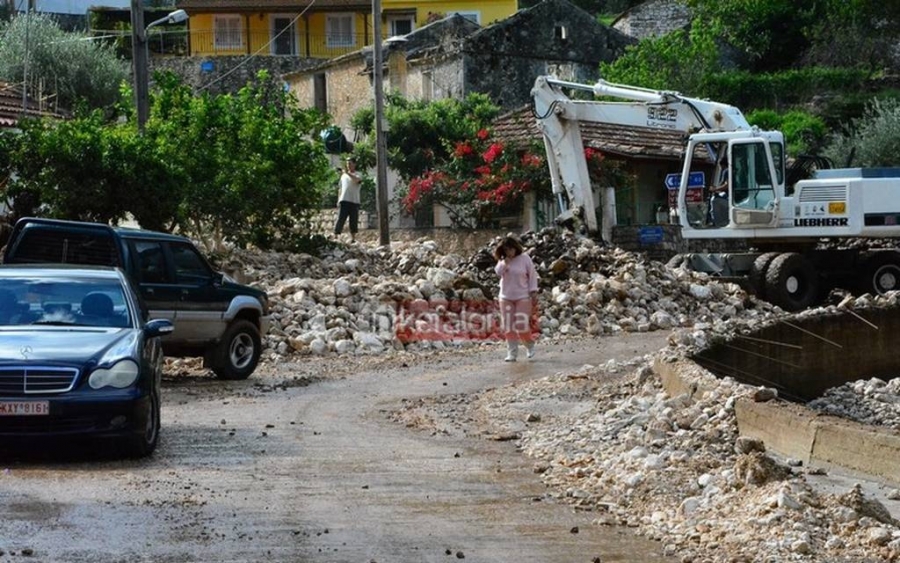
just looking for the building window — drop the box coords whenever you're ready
[388,15,414,36]
[326,14,355,48]
[214,15,244,49]
[447,11,480,24]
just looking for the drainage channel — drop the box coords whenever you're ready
[685,305,900,483]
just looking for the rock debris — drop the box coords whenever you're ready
[211,230,900,562]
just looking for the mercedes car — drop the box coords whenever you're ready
[0,265,173,457]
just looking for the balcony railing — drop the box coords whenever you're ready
[92,29,370,59]
[188,30,371,58]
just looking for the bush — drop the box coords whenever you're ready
[746,109,828,156]
[824,97,900,168]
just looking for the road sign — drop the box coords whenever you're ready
[639,226,664,245]
[665,171,705,190]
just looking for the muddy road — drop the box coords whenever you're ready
[0,334,676,562]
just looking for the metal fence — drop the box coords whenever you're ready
[186,30,370,58]
[95,29,368,59]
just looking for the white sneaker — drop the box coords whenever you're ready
[526,345,535,359]
[504,352,517,362]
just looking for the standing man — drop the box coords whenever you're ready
[334,158,362,242]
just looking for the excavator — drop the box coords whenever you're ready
[531,75,900,311]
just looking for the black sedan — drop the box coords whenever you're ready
[0,265,173,457]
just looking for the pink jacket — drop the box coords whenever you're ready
[495,253,539,301]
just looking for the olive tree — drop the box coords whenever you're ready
[0,12,127,111]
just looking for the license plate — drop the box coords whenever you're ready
[829,202,846,214]
[0,401,50,416]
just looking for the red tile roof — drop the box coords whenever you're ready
[0,83,68,128]
[492,105,691,160]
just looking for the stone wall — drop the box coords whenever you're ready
[460,0,634,110]
[612,224,748,263]
[612,0,691,40]
[152,56,320,96]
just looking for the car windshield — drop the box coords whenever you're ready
[0,276,132,328]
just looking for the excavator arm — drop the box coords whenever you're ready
[531,75,753,239]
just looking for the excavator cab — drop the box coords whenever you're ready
[727,137,782,228]
[678,131,784,233]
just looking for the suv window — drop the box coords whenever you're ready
[171,242,212,283]
[13,229,119,266]
[133,241,171,284]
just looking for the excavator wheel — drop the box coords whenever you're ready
[666,254,687,269]
[858,252,900,296]
[764,253,819,311]
[748,252,780,300]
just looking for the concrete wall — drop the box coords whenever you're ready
[655,358,900,485]
[693,307,900,401]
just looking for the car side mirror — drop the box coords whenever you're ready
[145,318,174,337]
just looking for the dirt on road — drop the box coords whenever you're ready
[0,334,675,563]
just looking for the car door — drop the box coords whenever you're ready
[129,239,180,327]
[167,240,230,344]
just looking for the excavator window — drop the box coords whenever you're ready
[732,142,776,211]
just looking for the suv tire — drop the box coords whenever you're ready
[213,320,262,380]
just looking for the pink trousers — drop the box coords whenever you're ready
[500,298,536,344]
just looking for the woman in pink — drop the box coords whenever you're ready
[493,236,539,361]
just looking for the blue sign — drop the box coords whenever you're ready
[665,171,705,190]
[639,226,664,245]
[200,60,215,73]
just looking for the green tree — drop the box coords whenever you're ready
[1,72,334,252]
[351,93,500,181]
[746,109,828,156]
[0,12,127,111]
[824,97,900,168]
[2,111,180,228]
[144,71,333,250]
[801,0,900,70]
[599,25,722,94]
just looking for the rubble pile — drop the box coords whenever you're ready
[466,358,900,562]
[808,377,900,430]
[221,229,783,360]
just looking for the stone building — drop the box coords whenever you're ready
[611,0,691,40]
[286,0,634,128]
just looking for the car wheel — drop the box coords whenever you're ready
[213,320,261,380]
[859,252,900,296]
[764,253,819,311]
[127,388,160,458]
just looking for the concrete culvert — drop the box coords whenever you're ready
[691,305,900,402]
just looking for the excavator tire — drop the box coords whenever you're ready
[748,252,780,300]
[858,251,900,296]
[765,253,819,311]
[666,254,687,269]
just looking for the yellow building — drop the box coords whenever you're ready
[175,0,518,58]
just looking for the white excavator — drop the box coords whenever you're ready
[531,75,900,311]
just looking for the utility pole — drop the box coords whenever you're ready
[22,0,34,112]
[130,0,149,130]
[371,0,390,246]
